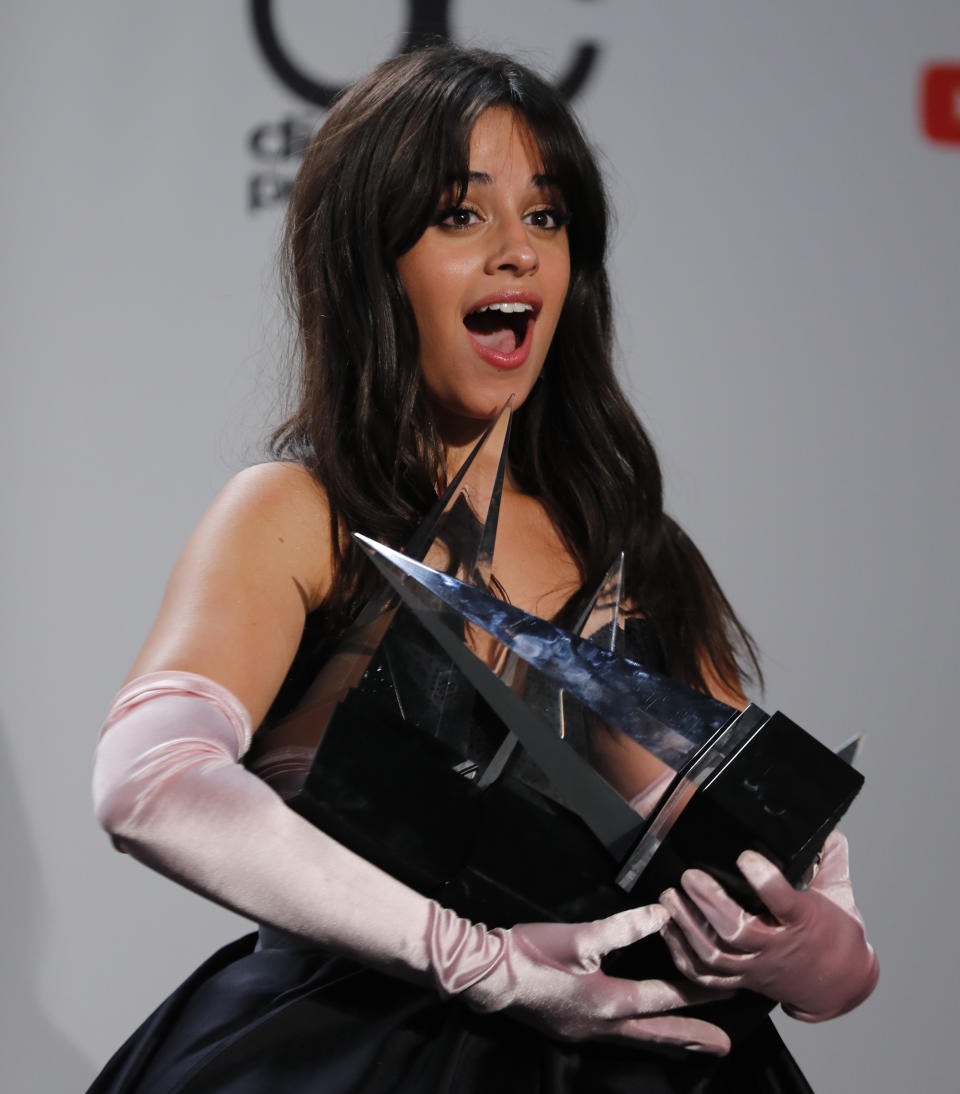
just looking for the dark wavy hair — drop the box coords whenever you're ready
[272,45,759,694]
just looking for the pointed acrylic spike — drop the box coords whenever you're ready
[554,553,627,745]
[294,400,513,709]
[465,397,512,588]
[564,553,672,805]
[836,734,863,766]
[380,400,512,739]
[354,535,734,770]
[245,402,514,797]
[573,553,626,653]
[419,398,512,587]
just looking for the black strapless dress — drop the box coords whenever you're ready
[87,928,813,1094]
[87,618,815,1093]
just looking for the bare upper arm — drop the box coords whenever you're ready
[126,462,335,728]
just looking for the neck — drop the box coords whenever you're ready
[431,408,511,489]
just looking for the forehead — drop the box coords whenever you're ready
[465,107,546,182]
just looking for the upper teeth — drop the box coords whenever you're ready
[477,302,533,314]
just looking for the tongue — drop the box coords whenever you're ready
[470,327,516,353]
[464,312,518,354]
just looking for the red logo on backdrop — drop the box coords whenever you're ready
[921,63,960,145]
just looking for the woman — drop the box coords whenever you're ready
[89,47,877,1093]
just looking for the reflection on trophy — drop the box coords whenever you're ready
[246,403,864,1039]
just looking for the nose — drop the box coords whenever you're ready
[484,217,539,277]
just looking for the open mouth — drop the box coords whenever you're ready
[463,302,536,356]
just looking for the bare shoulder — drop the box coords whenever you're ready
[126,461,336,725]
[222,459,325,503]
[193,461,334,605]
[216,460,328,522]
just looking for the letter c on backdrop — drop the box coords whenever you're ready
[251,0,601,106]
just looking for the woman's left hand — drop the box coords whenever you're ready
[659,831,878,1021]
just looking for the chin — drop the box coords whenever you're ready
[447,388,533,422]
[436,400,505,426]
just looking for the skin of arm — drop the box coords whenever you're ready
[126,462,334,720]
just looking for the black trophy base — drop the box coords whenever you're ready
[619,708,864,913]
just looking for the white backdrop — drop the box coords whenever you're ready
[3,3,958,1090]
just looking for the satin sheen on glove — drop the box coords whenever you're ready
[93,671,732,1053]
[660,834,878,1022]
[431,904,731,1050]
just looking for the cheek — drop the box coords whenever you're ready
[543,266,571,336]
[555,251,572,302]
[541,244,571,308]
[398,256,452,339]
[409,293,450,361]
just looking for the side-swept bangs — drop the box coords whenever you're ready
[347,48,608,272]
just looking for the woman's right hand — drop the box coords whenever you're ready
[430,903,732,1054]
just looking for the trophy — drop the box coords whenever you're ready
[246,405,863,1040]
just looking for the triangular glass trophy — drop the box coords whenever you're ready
[352,535,864,1042]
[357,537,863,890]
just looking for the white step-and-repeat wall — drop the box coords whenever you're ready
[3,3,958,1089]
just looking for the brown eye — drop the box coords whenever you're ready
[523,207,570,231]
[437,206,481,229]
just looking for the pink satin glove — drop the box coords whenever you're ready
[438,905,732,1052]
[659,834,878,1021]
[93,671,732,1053]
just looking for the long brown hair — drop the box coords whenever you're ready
[272,46,760,695]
